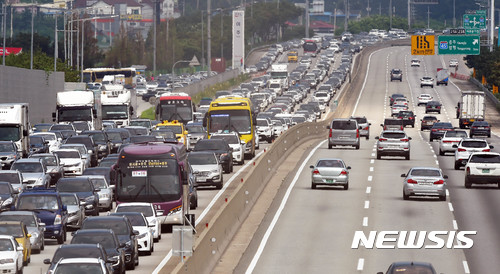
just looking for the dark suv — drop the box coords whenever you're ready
[82,130,113,159]
[396,111,416,128]
[64,135,98,166]
[390,68,403,82]
[425,101,442,114]
[14,189,68,244]
[193,139,234,173]
[56,177,100,216]
[470,121,491,138]
[420,115,439,131]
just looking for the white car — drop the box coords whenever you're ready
[52,257,109,273]
[313,91,331,106]
[393,97,409,106]
[420,76,434,88]
[31,132,61,152]
[464,152,500,188]
[210,132,245,165]
[115,202,163,242]
[271,120,286,137]
[417,94,433,106]
[411,59,421,67]
[449,59,459,67]
[454,138,493,170]
[59,144,91,169]
[112,212,154,255]
[439,130,468,156]
[0,235,23,274]
[53,149,85,176]
[391,104,409,116]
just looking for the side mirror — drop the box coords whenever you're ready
[13,189,19,195]
[156,210,164,217]
[401,173,406,177]
[490,145,495,149]
[452,145,458,148]
[43,259,51,265]
[309,165,314,169]
[120,242,126,248]
[443,175,449,179]
[380,124,384,127]
[408,137,412,140]
[375,136,379,139]
[88,150,93,154]
[17,246,23,252]
[326,125,330,129]
[347,166,351,169]
[62,205,67,211]
[133,230,140,236]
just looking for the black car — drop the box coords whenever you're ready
[378,261,437,274]
[56,177,100,216]
[396,111,416,128]
[470,120,491,137]
[389,93,405,106]
[71,229,126,274]
[0,141,21,170]
[44,244,111,272]
[81,216,139,270]
[82,130,112,159]
[83,167,117,186]
[420,115,439,131]
[65,135,99,167]
[49,129,77,141]
[0,181,18,211]
[390,68,403,82]
[429,122,454,141]
[425,101,442,114]
[193,139,233,173]
[105,128,131,153]
[29,135,49,155]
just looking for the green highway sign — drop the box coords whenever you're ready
[463,14,486,29]
[438,35,480,55]
[466,28,481,35]
[449,28,480,35]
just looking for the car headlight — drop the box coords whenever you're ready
[138,233,147,239]
[149,218,157,226]
[220,153,228,158]
[85,196,95,203]
[0,258,14,264]
[234,147,240,151]
[1,197,13,207]
[98,145,107,151]
[125,240,132,247]
[54,214,62,225]
[246,142,252,148]
[211,169,219,173]
[30,231,39,239]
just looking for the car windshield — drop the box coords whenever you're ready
[445,131,467,138]
[0,173,20,184]
[0,184,10,194]
[36,156,57,166]
[52,247,103,263]
[316,160,343,168]
[389,265,434,274]
[73,122,90,131]
[115,205,154,217]
[106,132,122,141]
[82,220,129,235]
[18,195,59,210]
[382,132,406,139]
[157,125,182,134]
[88,133,106,142]
[54,151,80,159]
[36,134,55,141]
[72,234,116,249]
[423,116,437,121]
[385,120,402,125]
[211,135,239,144]
[461,141,487,148]
[194,140,226,151]
[331,120,357,130]
[0,215,36,226]
[90,179,107,189]
[11,162,43,173]
[130,121,151,128]
[120,214,146,226]
[470,154,500,163]
[57,181,92,192]
[0,239,14,251]
[188,154,217,165]
[60,195,79,206]
[0,143,15,152]
[51,124,73,131]
[410,169,441,177]
[0,225,23,237]
[186,125,204,133]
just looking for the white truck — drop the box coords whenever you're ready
[269,63,289,94]
[52,90,101,130]
[436,68,449,86]
[456,91,485,129]
[101,85,133,127]
[0,103,30,157]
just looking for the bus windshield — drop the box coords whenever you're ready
[117,158,181,203]
[159,100,193,123]
[57,107,92,122]
[303,41,317,53]
[102,105,129,119]
[208,109,251,135]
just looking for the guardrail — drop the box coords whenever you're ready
[171,120,329,273]
[470,77,500,106]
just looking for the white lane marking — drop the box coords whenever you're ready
[448,203,454,212]
[153,150,265,274]
[371,153,375,157]
[351,49,384,116]
[368,176,373,181]
[372,148,376,152]
[245,140,326,274]
[446,189,450,196]
[357,258,365,271]
[370,159,375,164]
[463,261,471,274]
[362,217,368,226]
[364,200,370,209]
[453,220,458,230]
[369,167,374,172]
[366,186,371,194]
[435,160,439,165]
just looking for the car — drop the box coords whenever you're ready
[396,111,416,128]
[0,141,21,170]
[310,158,351,190]
[51,257,112,274]
[71,229,126,274]
[105,128,131,153]
[29,153,64,186]
[389,93,405,106]
[376,130,411,160]
[410,59,421,67]
[0,181,18,211]
[193,139,233,173]
[114,203,163,242]
[83,167,117,187]
[64,135,98,167]
[54,149,85,176]
[381,118,403,131]
[378,261,437,274]
[391,103,408,116]
[31,132,61,152]
[0,235,24,274]
[393,97,409,106]
[0,211,45,253]
[32,123,53,133]
[56,177,100,216]
[429,122,453,141]
[59,192,85,229]
[72,121,91,134]
[0,221,31,266]
[449,58,459,67]
[81,216,139,270]
[28,135,49,155]
[438,130,468,155]
[420,76,434,88]
[417,94,433,106]
[14,188,68,244]
[109,212,153,255]
[10,158,50,189]
[402,167,447,201]
[327,118,360,149]
[43,243,110,272]
[420,115,439,131]
[50,123,76,132]
[390,68,402,81]
[129,119,153,131]
[470,120,491,137]
[185,122,207,151]
[98,155,119,168]
[464,152,500,188]
[85,175,114,211]
[350,116,371,139]
[188,151,224,189]
[82,130,113,159]
[0,170,23,194]
[59,143,91,169]
[425,101,442,114]
[210,132,245,165]
[454,138,493,169]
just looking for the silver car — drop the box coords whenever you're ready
[310,158,351,190]
[438,130,468,155]
[10,158,50,189]
[402,167,448,201]
[85,175,114,211]
[350,116,371,140]
[0,211,45,253]
[327,118,360,149]
[60,192,85,229]
[188,151,224,189]
[376,130,411,160]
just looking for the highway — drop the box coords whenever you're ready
[231,46,500,273]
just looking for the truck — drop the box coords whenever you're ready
[269,63,289,93]
[52,91,101,130]
[101,85,133,127]
[436,68,449,86]
[0,103,30,157]
[456,91,485,128]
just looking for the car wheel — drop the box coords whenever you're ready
[57,231,65,244]
[454,161,461,170]
[421,85,423,88]
[343,182,349,190]
[430,137,433,142]
[431,85,434,88]
[215,180,223,190]
[405,153,410,160]
[365,136,369,140]
[439,149,444,156]
[465,180,472,189]
[403,190,409,200]
[311,183,316,189]
[41,239,44,251]
[355,144,360,150]
[488,134,491,138]
[328,143,332,149]
[439,195,446,201]
[126,259,135,270]
[412,124,414,128]
[376,152,381,160]
[420,127,424,131]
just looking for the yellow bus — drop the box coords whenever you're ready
[82,67,137,86]
[287,50,298,62]
[204,97,256,158]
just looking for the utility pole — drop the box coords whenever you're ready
[344,0,349,32]
[81,18,84,81]
[453,0,456,27]
[427,6,430,29]
[153,0,157,77]
[367,0,371,16]
[389,0,392,29]
[30,0,34,69]
[407,0,411,30]
[201,11,204,68]
[2,4,6,66]
[490,0,495,51]
[220,9,223,58]
[207,0,211,73]
[305,0,309,38]
[54,13,58,71]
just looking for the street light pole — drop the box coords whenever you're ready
[30,0,34,69]
[220,9,223,58]
[153,0,157,77]
[207,0,211,74]
[54,13,58,71]
[172,60,191,83]
[81,18,84,82]
[2,4,6,66]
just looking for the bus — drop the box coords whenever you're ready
[115,142,189,225]
[155,92,195,125]
[205,97,256,158]
[302,40,318,55]
[82,68,137,86]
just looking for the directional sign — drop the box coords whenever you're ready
[465,10,486,15]
[438,35,480,55]
[463,14,486,29]
[449,28,480,35]
[411,35,435,55]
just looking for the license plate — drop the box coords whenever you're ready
[326,179,336,183]
[478,127,484,129]
[419,182,433,185]
[482,169,490,173]
[197,178,207,182]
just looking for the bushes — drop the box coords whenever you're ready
[191,74,251,104]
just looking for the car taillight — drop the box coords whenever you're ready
[485,126,490,129]
[457,148,466,152]
[400,138,409,142]
[400,126,403,130]
[313,169,320,174]
[329,129,332,138]
[471,127,477,129]
[431,129,437,131]
[409,117,414,120]
[407,179,418,184]
[340,170,348,175]
[443,140,455,143]
[437,106,441,108]
[363,126,369,130]
[433,180,444,185]
[356,129,359,138]
[466,167,470,174]
[483,149,490,152]
[379,138,387,142]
